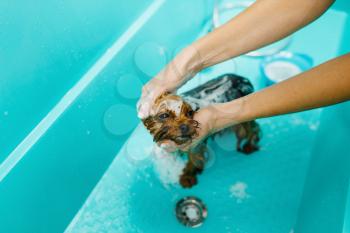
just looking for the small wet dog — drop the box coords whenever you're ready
[142,74,261,188]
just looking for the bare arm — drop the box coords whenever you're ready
[175,53,350,151]
[193,0,335,69]
[138,0,335,118]
[208,53,350,132]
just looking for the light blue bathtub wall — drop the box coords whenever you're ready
[332,0,350,55]
[344,183,350,233]
[339,13,350,55]
[294,3,350,232]
[295,101,350,233]
[332,0,350,13]
[0,1,212,233]
[0,0,152,164]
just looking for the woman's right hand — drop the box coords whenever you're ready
[137,46,202,119]
[137,62,183,119]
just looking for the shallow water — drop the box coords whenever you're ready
[66,108,321,233]
[0,1,349,233]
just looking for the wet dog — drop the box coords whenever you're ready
[141,74,261,188]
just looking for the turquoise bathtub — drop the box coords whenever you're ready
[0,0,349,233]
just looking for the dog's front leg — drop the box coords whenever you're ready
[179,143,206,188]
[233,121,261,154]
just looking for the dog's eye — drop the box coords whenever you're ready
[158,113,170,120]
[186,110,194,117]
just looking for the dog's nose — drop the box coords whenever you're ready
[179,124,189,134]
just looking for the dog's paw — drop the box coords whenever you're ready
[241,142,259,154]
[179,174,197,188]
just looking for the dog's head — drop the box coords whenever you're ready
[141,92,199,147]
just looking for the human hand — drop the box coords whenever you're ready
[162,99,245,152]
[137,62,183,119]
[137,46,202,119]
[176,106,218,152]
[150,106,217,153]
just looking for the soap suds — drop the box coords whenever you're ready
[182,76,237,110]
[137,99,151,119]
[308,122,320,131]
[151,145,186,188]
[137,92,157,119]
[185,206,199,219]
[229,181,251,203]
[265,61,302,82]
[137,94,184,118]
[159,99,183,116]
[181,75,252,112]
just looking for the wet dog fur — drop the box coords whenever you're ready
[142,74,261,188]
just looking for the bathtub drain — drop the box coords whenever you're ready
[175,196,207,228]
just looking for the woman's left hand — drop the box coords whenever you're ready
[177,106,218,152]
[157,107,216,153]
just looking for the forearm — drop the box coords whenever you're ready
[193,0,334,68]
[157,0,334,91]
[212,53,350,130]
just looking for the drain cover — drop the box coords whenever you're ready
[175,196,207,228]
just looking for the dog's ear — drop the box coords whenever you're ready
[181,101,196,119]
[142,115,155,131]
[154,91,171,104]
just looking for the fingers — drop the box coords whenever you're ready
[137,81,165,119]
[137,45,201,119]
[137,58,186,119]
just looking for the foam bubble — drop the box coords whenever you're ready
[116,74,143,99]
[125,137,152,163]
[189,145,217,170]
[151,146,186,188]
[309,122,320,131]
[185,206,199,219]
[136,91,157,119]
[265,61,302,82]
[158,99,183,116]
[214,133,236,151]
[103,104,137,136]
[229,181,250,203]
[134,42,167,77]
[204,145,216,169]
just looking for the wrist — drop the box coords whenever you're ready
[181,45,203,75]
[210,97,250,131]
[154,45,203,93]
[171,45,203,83]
